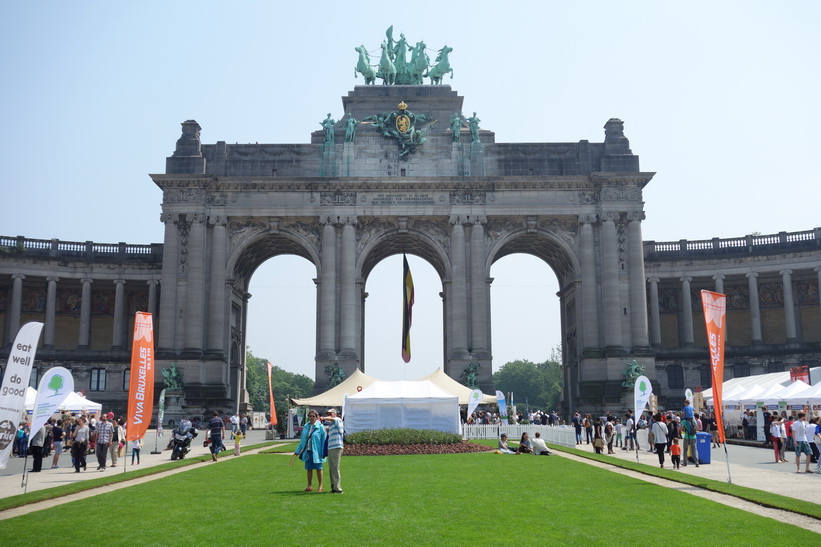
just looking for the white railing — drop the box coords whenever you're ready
[463,424,576,448]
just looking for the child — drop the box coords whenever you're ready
[131,437,143,465]
[670,438,682,469]
[233,431,245,456]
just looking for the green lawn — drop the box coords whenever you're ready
[0,451,817,545]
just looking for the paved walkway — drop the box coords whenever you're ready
[0,429,284,499]
[566,439,821,504]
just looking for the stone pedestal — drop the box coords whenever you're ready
[161,390,188,428]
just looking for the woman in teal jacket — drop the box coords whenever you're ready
[294,410,327,492]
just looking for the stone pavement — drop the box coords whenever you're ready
[568,439,821,504]
[0,428,287,500]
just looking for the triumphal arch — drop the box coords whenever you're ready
[151,36,655,411]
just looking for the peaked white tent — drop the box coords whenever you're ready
[291,368,378,407]
[23,390,102,414]
[344,380,460,434]
[414,367,496,404]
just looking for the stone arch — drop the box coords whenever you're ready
[357,227,450,281]
[486,226,579,286]
[227,226,320,287]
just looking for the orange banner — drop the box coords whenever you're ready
[701,290,727,443]
[126,312,155,442]
[267,362,278,426]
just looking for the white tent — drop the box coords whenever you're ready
[344,380,460,435]
[790,382,821,405]
[24,390,102,414]
[760,380,811,406]
[413,367,496,405]
[291,368,378,407]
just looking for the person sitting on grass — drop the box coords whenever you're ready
[517,432,532,454]
[496,433,517,454]
[531,432,551,455]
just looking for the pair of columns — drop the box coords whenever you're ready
[647,267,820,347]
[6,274,158,349]
[447,217,489,357]
[158,212,227,356]
[579,213,650,353]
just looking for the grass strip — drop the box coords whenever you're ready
[0,441,282,512]
[543,442,821,519]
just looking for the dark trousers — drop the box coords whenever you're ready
[96,443,109,468]
[655,443,667,466]
[671,455,681,468]
[30,446,44,472]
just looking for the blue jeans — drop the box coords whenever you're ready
[210,435,223,454]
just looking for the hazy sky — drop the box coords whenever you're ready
[2,2,818,381]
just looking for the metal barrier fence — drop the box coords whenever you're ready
[463,424,576,448]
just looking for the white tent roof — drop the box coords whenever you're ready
[291,368,378,407]
[349,380,457,401]
[413,367,496,404]
[766,380,811,404]
[791,382,821,405]
[24,390,102,413]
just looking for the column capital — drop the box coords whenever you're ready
[465,215,486,227]
[46,276,60,283]
[779,268,793,277]
[189,212,207,224]
[601,211,620,223]
[712,274,725,281]
[626,211,646,222]
[81,277,94,285]
[815,265,821,274]
[209,215,228,227]
[647,276,660,284]
[449,215,467,226]
[160,212,180,224]
[146,279,160,287]
[114,279,127,286]
[746,271,759,279]
[679,276,692,283]
[579,213,599,225]
[11,273,25,281]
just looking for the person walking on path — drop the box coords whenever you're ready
[94,415,114,471]
[294,410,327,492]
[651,414,669,468]
[233,431,245,456]
[681,416,699,467]
[321,408,345,494]
[207,411,225,462]
[71,418,89,473]
[131,438,143,465]
[51,419,65,469]
[670,438,682,469]
[28,425,46,473]
[792,412,813,474]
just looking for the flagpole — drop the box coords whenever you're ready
[722,442,733,484]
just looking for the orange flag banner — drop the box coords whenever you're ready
[126,312,155,442]
[401,254,415,363]
[267,362,278,426]
[700,290,727,443]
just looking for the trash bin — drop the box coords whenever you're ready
[696,432,711,464]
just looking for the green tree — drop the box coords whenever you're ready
[245,347,314,432]
[492,347,563,414]
[48,374,65,396]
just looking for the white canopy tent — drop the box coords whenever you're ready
[291,369,378,407]
[344,380,461,435]
[23,389,102,414]
[760,380,811,406]
[414,368,496,405]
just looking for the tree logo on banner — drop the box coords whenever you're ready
[48,374,65,396]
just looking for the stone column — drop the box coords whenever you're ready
[112,279,126,349]
[601,213,622,351]
[627,212,649,350]
[746,271,762,344]
[450,217,468,353]
[647,277,662,348]
[780,269,797,343]
[79,278,93,349]
[679,276,694,347]
[158,213,179,352]
[207,216,228,356]
[470,218,488,355]
[9,274,24,341]
[44,276,59,348]
[340,219,357,354]
[713,274,725,295]
[319,219,337,354]
[147,280,159,317]
[816,267,821,344]
[184,213,207,354]
[579,216,600,351]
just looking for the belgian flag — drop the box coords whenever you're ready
[401,254,415,363]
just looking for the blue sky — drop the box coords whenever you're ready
[2,2,818,381]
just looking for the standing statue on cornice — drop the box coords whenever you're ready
[450,112,463,142]
[344,113,360,143]
[467,112,481,143]
[320,113,336,144]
